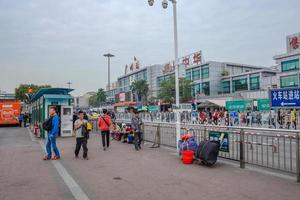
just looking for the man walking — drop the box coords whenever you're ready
[74,111,89,160]
[98,109,112,151]
[43,106,61,160]
[131,110,143,151]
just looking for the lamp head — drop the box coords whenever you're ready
[162,0,168,9]
[148,0,154,6]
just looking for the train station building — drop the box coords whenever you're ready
[106,32,300,107]
[274,32,300,89]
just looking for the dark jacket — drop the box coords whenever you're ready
[131,116,143,132]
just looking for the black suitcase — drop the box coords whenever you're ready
[195,140,220,166]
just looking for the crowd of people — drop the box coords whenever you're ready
[120,108,299,130]
[43,107,143,161]
[193,109,298,130]
[110,110,143,150]
[41,105,298,161]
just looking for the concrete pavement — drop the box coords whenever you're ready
[0,127,300,200]
[0,127,74,200]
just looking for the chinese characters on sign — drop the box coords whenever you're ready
[162,51,202,74]
[270,88,300,108]
[290,36,299,50]
[125,57,140,75]
[287,33,300,53]
[225,100,253,111]
[193,52,201,65]
[162,63,175,74]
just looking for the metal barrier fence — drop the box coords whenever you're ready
[116,119,300,182]
[115,112,300,130]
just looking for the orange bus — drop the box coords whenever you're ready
[0,100,21,125]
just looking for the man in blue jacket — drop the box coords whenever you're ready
[44,106,61,160]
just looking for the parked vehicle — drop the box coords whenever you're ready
[0,100,21,125]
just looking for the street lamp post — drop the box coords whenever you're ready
[103,53,115,91]
[148,0,181,150]
[66,81,72,89]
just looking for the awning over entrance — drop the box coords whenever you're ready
[198,99,226,108]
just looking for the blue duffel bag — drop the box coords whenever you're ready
[128,134,135,144]
[178,137,198,153]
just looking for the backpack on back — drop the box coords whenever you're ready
[43,117,53,131]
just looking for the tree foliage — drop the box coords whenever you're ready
[158,77,192,103]
[89,88,107,107]
[15,84,51,101]
[180,78,193,103]
[130,79,149,102]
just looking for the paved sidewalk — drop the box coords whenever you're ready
[1,127,300,200]
[0,127,73,200]
[57,132,300,200]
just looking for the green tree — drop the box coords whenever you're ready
[89,88,107,107]
[130,79,149,102]
[15,84,51,101]
[158,77,192,103]
[158,78,175,103]
[180,78,193,102]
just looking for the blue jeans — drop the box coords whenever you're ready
[46,135,60,158]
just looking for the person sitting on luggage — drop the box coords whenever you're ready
[121,123,129,143]
[111,122,121,140]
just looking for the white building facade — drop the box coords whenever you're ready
[274,32,300,89]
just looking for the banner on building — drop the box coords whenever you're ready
[119,92,126,102]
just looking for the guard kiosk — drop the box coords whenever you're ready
[31,88,73,138]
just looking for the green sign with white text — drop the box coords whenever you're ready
[257,99,270,111]
[148,105,159,112]
[225,100,253,111]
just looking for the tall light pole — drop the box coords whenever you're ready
[66,81,72,89]
[148,0,181,149]
[103,53,115,91]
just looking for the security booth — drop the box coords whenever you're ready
[31,88,73,138]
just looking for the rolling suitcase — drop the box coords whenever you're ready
[195,140,220,166]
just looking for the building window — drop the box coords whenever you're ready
[124,78,129,86]
[202,82,210,95]
[222,81,230,93]
[281,59,299,72]
[250,76,260,91]
[192,83,201,97]
[186,70,192,81]
[280,75,299,88]
[201,67,209,79]
[192,69,200,80]
[232,78,247,92]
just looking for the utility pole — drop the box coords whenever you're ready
[67,82,72,89]
[103,53,115,91]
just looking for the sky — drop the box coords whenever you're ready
[0,0,300,96]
